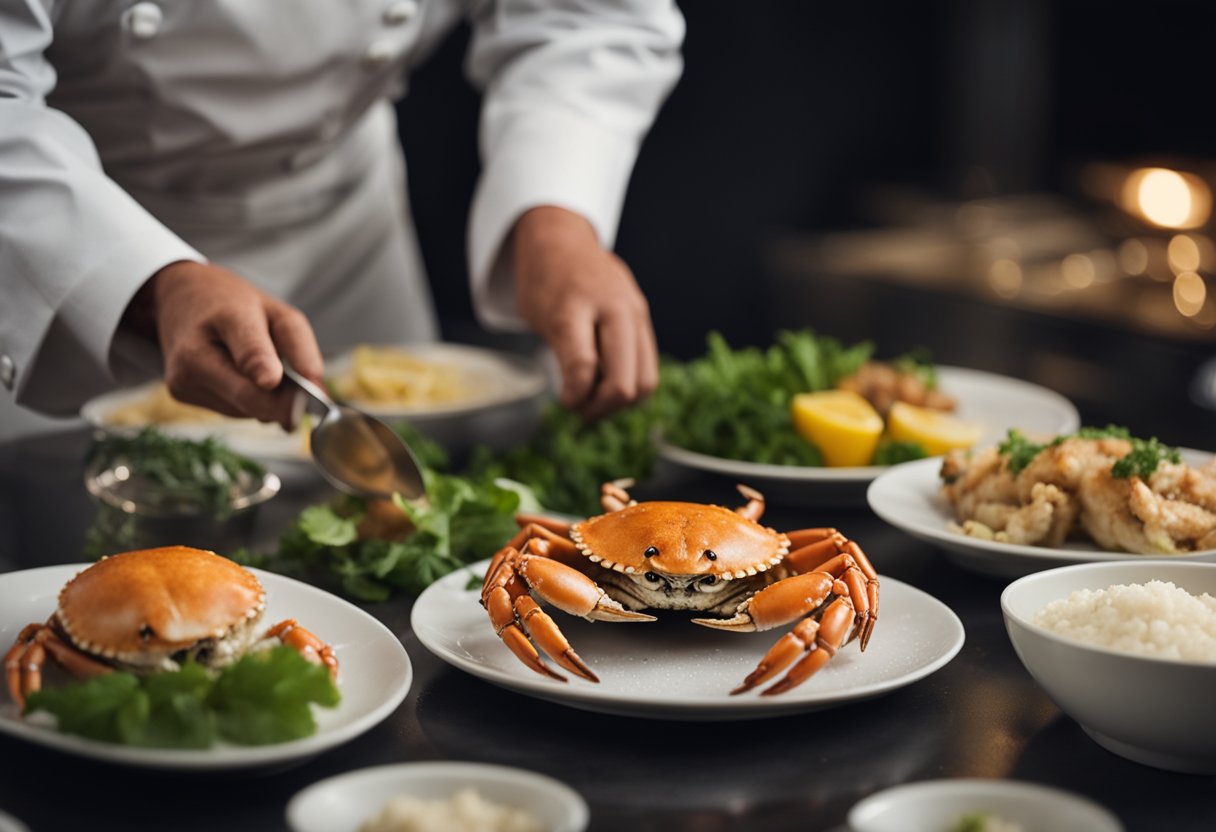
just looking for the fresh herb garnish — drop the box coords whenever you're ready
[240,470,524,602]
[468,401,659,517]
[86,427,266,517]
[657,330,873,467]
[871,439,928,466]
[23,646,339,748]
[997,425,1179,479]
[891,346,938,391]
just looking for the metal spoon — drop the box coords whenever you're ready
[282,364,426,500]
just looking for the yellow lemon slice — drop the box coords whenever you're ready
[886,401,983,456]
[791,390,884,467]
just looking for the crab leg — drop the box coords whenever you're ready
[504,523,581,564]
[481,542,653,683]
[601,479,637,512]
[734,484,766,522]
[514,514,572,536]
[735,596,857,696]
[786,531,879,649]
[5,624,42,708]
[264,619,340,680]
[5,623,113,709]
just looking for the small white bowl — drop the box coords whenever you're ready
[848,778,1122,832]
[0,810,30,832]
[1002,561,1216,773]
[286,761,589,832]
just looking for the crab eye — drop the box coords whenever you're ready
[704,550,718,561]
[139,624,154,640]
[644,571,661,583]
[644,547,659,558]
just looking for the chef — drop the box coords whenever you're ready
[0,0,683,428]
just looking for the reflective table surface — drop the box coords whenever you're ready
[0,430,1213,832]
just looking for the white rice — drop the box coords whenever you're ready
[1033,580,1216,662]
[359,788,546,832]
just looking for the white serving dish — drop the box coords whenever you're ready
[847,778,1122,832]
[286,761,588,832]
[1002,560,1216,773]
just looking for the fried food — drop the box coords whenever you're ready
[836,360,956,417]
[332,345,470,407]
[942,434,1216,554]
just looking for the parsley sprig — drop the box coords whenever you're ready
[997,425,1179,479]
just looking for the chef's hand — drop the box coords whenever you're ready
[123,261,325,430]
[513,206,658,420]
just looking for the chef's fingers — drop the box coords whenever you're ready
[635,299,660,399]
[551,304,599,410]
[582,306,639,421]
[210,301,283,390]
[165,337,297,428]
[267,301,325,384]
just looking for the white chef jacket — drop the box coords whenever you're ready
[0,0,684,415]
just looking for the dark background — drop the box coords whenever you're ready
[398,0,1216,447]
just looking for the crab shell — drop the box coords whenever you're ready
[569,501,791,581]
[55,546,266,671]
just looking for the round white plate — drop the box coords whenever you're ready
[867,449,1216,579]
[848,778,1123,832]
[657,366,1080,505]
[411,560,964,721]
[286,761,589,832]
[325,342,548,422]
[81,380,308,461]
[0,564,411,770]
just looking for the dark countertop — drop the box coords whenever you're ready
[1,430,1213,832]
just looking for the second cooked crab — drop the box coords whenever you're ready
[481,481,879,696]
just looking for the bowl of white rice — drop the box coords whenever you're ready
[1002,561,1216,774]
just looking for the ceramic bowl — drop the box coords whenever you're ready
[1002,561,1216,773]
[847,778,1122,832]
[286,761,589,832]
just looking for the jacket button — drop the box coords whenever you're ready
[0,355,15,390]
[383,0,419,25]
[362,40,396,70]
[122,2,163,39]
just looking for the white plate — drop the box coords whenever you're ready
[848,778,1123,832]
[867,449,1216,578]
[325,342,548,422]
[286,761,589,832]
[411,560,964,721]
[0,564,411,770]
[657,366,1080,505]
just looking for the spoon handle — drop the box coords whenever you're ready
[282,363,336,422]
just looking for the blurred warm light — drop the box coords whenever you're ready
[1173,271,1207,316]
[1122,167,1212,229]
[1118,238,1149,275]
[989,258,1023,298]
[1194,299,1216,329]
[1062,253,1095,289]
[1168,234,1202,273]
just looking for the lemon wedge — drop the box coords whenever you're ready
[791,391,884,467]
[886,401,982,456]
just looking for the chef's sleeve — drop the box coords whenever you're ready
[464,0,684,330]
[0,0,205,415]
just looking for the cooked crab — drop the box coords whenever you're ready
[481,481,879,696]
[4,546,338,709]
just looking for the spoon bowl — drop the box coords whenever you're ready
[283,365,426,500]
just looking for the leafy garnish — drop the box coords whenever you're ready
[23,647,339,748]
[468,401,659,517]
[948,813,990,832]
[242,470,524,601]
[657,330,872,467]
[1111,436,1181,479]
[997,429,1046,475]
[996,425,1180,479]
[891,346,938,390]
[86,427,266,517]
[871,439,928,466]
